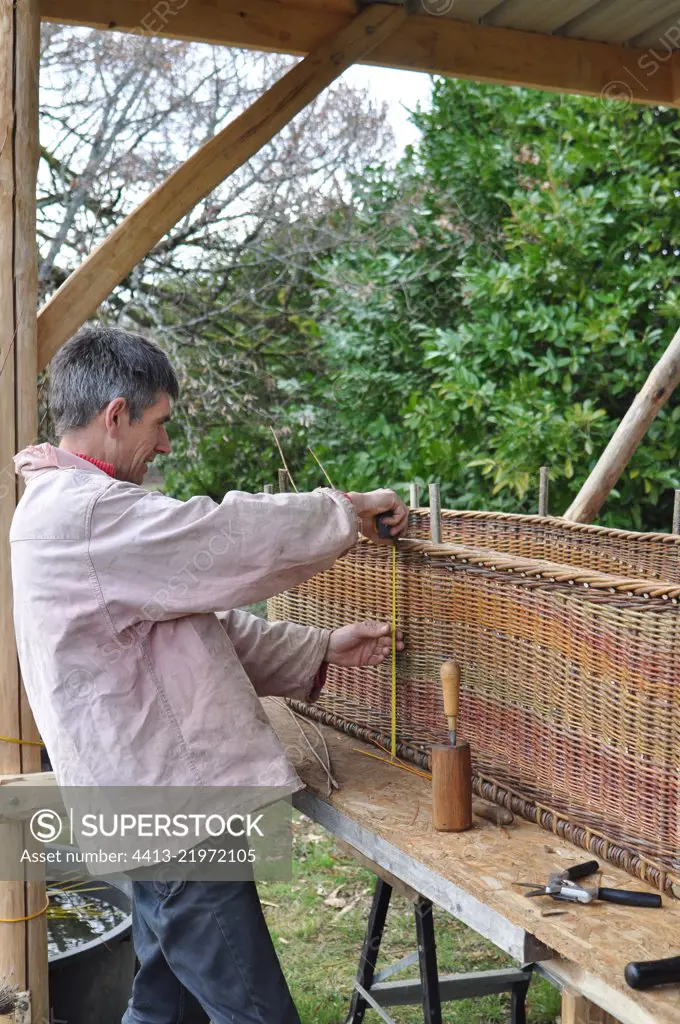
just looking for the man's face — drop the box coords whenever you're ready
[113,392,172,485]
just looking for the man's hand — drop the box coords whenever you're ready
[346,488,409,544]
[325,621,405,667]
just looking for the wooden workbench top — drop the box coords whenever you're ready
[265,698,680,1024]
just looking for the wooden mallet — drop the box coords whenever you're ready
[432,661,472,832]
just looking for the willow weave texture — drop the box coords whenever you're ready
[269,510,680,895]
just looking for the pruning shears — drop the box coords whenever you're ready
[514,860,662,908]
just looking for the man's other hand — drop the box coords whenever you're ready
[325,621,405,667]
[346,488,409,543]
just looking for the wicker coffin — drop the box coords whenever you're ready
[269,510,680,895]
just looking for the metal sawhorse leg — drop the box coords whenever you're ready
[345,877,533,1024]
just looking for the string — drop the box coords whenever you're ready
[362,733,415,771]
[352,747,431,780]
[0,736,44,747]
[0,897,49,929]
[271,698,339,795]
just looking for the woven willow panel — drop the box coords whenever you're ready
[269,511,680,895]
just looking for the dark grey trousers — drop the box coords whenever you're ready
[121,879,302,1024]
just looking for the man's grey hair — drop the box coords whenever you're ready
[49,326,180,438]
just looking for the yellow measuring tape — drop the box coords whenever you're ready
[390,543,397,758]
[0,736,44,747]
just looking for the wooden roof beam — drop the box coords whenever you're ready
[39,0,680,108]
[36,2,407,366]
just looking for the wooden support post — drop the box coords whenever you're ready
[538,466,549,516]
[409,482,420,508]
[36,2,407,367]
[278,469,290,494]
[564,326,680,523]
[561,989,621,1024]
[673,489,680,534]
[428,483,441,543]
[0,0,48,1019]
[264,483,274,495]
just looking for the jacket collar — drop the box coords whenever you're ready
[13,443,117,483]
[75,453,116,477]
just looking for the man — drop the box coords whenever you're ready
[10,326,408,1024]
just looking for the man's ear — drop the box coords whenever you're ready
[104,397,128,434]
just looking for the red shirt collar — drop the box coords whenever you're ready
[75,453,116,478]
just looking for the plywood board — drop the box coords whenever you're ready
[294,788,548,964]
[265,699,680,1024]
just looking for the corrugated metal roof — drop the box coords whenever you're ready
[296,1,680,51]
[432,0,680,49]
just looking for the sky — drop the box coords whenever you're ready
[342,65,434,156]
[36,41,437,267]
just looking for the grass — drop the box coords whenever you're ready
[258,813,561,1024]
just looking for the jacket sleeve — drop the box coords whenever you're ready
[88,486,358,632]
[216,609,331,702]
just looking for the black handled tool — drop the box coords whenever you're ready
[551,861,600,885]
[515,860,662,907]
[625,956,680,990]
[515,860,600,898]
[598,884,659,909]
[374,511,394,539]
[522,883,661,907]
[595,888,661,908]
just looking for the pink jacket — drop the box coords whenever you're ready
[10,444,358,790]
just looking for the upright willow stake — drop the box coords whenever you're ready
[429,483,442,543]
[409,482,421,508]
[673,490,680,535]
[270,426,298,492]
[539,466,550,517]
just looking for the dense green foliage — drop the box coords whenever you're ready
[165,80,680,529]
[161,235,327,498]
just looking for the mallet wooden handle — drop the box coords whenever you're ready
[472,799,514,826]
[440,661,460,720]
[440,661,460,746]
[433,660,472,831]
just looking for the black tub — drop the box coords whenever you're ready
[48,848,135,1024]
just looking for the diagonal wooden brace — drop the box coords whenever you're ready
[36,2,407,367]
[564,325,680,523]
